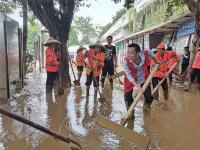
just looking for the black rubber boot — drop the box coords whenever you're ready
[46,85,52,93]
[101,77,105,88]
[86,86,90,97]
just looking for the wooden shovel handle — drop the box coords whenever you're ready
[121,64,160,126]
[66,49,77,81]
[152,62,178,95]
[0,107,83,150]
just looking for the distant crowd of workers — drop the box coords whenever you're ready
[44,36,200,109]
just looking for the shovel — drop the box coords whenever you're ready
[114,68,123,85]
[0,107,83,150]
[67,50,80,86]
[152,62,178,95]
[87,56,109,105]
[95,64,159,149]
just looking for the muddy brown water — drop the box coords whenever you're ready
[0,71,200,150]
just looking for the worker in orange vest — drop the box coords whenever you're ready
[152,43,179,101]
[185,47,200,91]
[84,43,105,97]
[166,46,181,85]
[44,37,61,93]
[76,46,86,83]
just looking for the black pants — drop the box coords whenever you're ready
[168,72,173,84]
[181,63,189,74]
[46,72,58,88]
[85,72,99,87]
[101,64,114,86]
[101,65,114,77]
[191,68,200,84]
[152,77,168,100]
[124,83,153,107]
[77,66,84,72]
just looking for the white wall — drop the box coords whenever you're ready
[134,0,153,12]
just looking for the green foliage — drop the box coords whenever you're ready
[172,0,184,7]
[68,26,79,46]
[74,16,96,44]
[112,0,135,9]
[127,0,187,33]
[112,8,126,23]
[0,1,16,13]
[27,22,40,49]
[98,23,112,38]
[24,52,34,73]
[98,8,126,37]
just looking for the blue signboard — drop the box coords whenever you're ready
[176,17,195,38]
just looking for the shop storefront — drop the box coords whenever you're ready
[173,17,195,55]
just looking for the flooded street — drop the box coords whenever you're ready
[0,70,200,150]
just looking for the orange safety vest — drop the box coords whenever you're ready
[168,51,180,70]
[46,48,59,72]
[192,51,200,69]
[152,51,176,78]
[76,50,85,66]
[85,48,105,77]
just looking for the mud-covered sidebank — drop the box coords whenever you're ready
[0,71,200,150]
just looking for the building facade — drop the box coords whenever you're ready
[101,0,195,65]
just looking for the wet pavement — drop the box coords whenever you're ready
[0,70,200,150]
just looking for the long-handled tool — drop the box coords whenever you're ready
[0,107,82,150]
[120,64,159,125]
[87,56,109,105]
[67,50,80,86]
[58,53,64,95]
[114,68,123,85]
[95,64,159,149]
[152,62,178,95]
[112,71,125,80]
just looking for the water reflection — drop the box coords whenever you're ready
[47,89,69,134]
[67,87,88,135]
[1,71,200,149]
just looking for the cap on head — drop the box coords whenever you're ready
[157,43,165,49]
[44,37,62,46]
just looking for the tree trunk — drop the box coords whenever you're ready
[22,0,28,76]
[28,0,76,86]
[49,28,72,87]
[183,0,200,82]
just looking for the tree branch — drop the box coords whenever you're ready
[183,0,200,15]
